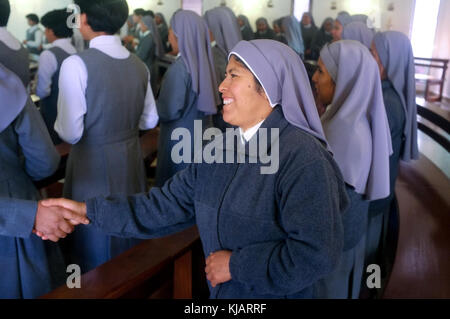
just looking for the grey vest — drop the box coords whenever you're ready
[26,27,41,55]
[64,48,149,201]
[40,47,70,145]
[0,41,30,87]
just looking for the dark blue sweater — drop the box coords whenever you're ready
[86,106,349,298]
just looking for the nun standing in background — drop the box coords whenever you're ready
[272,18,288,45]
[204,6,242,131]
[155,13,169,52]
[42,39,349,299]
[312,40,392,298]
[237,15,254,41]
[254,17,276,40]
[0,64,65,298]
[281,16,305,58]
[332,11,352,42]
[155,10,219,187]
[135,15,165,94]
[310,17,333,60]
[300,12,318,60]
[342,21,374,49]
[367,31,419,277]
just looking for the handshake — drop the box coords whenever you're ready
[33,198,90,242]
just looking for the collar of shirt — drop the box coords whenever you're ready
[0,27,21,50]
[89,34,130,59]
[52,38,77,54]
[211,40,217,47]
[239,120,265,144]
[139,30,151,38]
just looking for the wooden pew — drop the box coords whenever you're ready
[41,226,209,299]
[415,57,449,102]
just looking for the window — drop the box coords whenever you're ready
[182,0,202,16]
[411,0,441,58]
[293,0,310,21]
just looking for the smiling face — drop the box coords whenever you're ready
[312,58,336,107]
[218,56,273,131]
[331,20,343,41]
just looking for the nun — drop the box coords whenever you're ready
[300,12,318,59]
[254,17,276,40]
[342,21,374,49]
[332,12,352,42]
[204,6,242,85]
[367,31,419,274]
[135,14,165,94]
[272,18,288,45]
[237,14,254,41]
[281,16,305,58]
[310,17,333,61]
[312,40,393,298]
[0,64,65,298]
[154,10,219,187]
[41,39,349,299]
[155,13,169,52]
[204,7,242,131]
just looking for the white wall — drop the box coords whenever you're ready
[431,0,450,98]
[202,0,293,29]
[7,0,73,41]
[379,0,415,36]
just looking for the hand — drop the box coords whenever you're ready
[205,250,232,288]
[23,40,27,44]
[33,200,89,242]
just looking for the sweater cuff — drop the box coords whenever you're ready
[12,200,38,238]
[229,250,241,283]
[86,198,100,227]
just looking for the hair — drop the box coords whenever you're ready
[133,8,146,16]
[144,10,154,18]
[75,0,128,35]
[41,9,74,38]
[230,54,264,94]
[0,0,10,26]
[26,13,39,24]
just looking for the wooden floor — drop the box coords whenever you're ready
[383,154,450,298]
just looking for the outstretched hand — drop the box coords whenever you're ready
[33,198,89,242]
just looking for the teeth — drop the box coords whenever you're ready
[223,98,234,105]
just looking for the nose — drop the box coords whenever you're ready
[218,78,228,94]
[312,70,319,84]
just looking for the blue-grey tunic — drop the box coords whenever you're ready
[63,49,149,272]
[40,47,70,145]
[86,106,348,299]
[0,41,30,87]
[0,98,64,298]
[135,33,158,93]
[365,80,406,266]
[26,27,42,55]
[155,57,211,187]
[313,185,369,299]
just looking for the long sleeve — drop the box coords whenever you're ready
[86,164,197,239]
[14,98,61,181]
[0,198,37,238]
[54,55,87,144]
[156,60,190,122]
[36,50,57,99]
[228,159,345,296]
